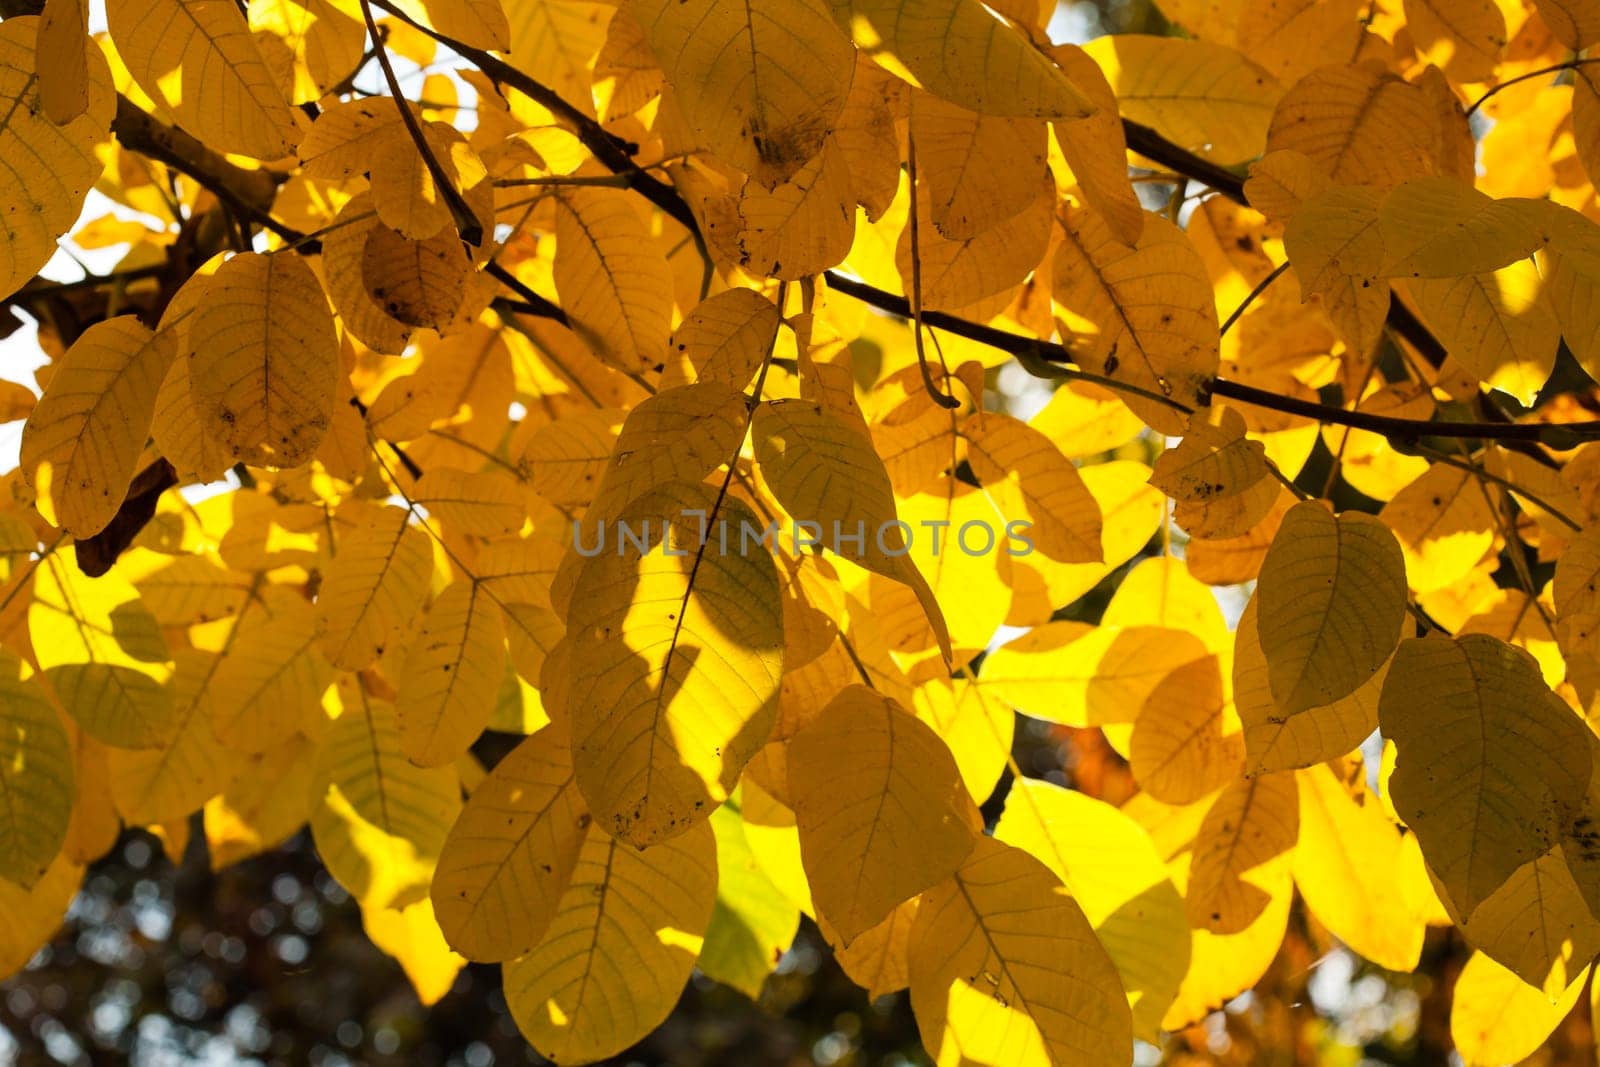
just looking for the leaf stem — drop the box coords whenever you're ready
[905,128,961,410]
[1219,261,1289,338]
[1465,57,1600,117]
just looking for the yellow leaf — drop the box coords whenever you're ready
[1265,63,1442,189]
[911,95,1046,240]
[835,0,1093,120]
[1130,654,1245,804]
[1379,634,1593,915]
[582,381,751,526]
[1235,0,1365,83]
[1038,380,1147,452]
[106,0,299,159]
[62,727,120,864]
[0,657,72,888]
[1243,148,1330,225]
[1054,208,1219,435]
[754,396,951,660]
[360,220,483,333]
[1281,184,1387,357]
[1050,43,1144,247]
[1151,406,1278,539]
[316,505,435,670]
[0,851,82,982]
[107,648,240,824]
[911,674,1013,805]
[1405,259,1560,405]
[0,16,113,302]
[388,0,509,51]
[298,97,406,179]
[634,0,854,186]
[1292,763,1425,971]
[150,257,233,483]
[553,187,674,372]
[907,835,1133,1067]
[701,792,802,999]
[36,0,89,123]
[1378,462,1499,594]
[1083,34,1280,165]
[1451,952,1585,1067]
[661,288,782,391]
[0,380,36,424]
[1555,523,1600,663]
[361,897,466,1006]
[829,895,918,1000]
[1403,0,1507,84]
[831,55,907,222]
[367,122,486,241]
[1535,0,1600,49]
[522,408,624,507]
[188,252,340,468]
[1186,772,1299,934]
[205,734,318,869]
[995,780,1190,1042]
[1377,177,1552,279]
[507,0,611,118]
[311,692,460,908]
[395,579,506,767]
[1255,502,1406,715]
[1235,598,1385,774]
[1543,233,1600,389]
[125,551,251,627]
[894,173,1051,310]
[209,590,333,753]
[1102,555,1229,653]
[502,819,716,1065]
[431,725,586,962]
[562,486,783,847]
[411,467,525,538]
[21,317,176,538]
[29,550,174,749]
[1448,845,1600,997]
[707,140,857,280]
[965,411,1102,564]
[247,0,364,104]
[788,685,975,943]
[980,622,1210,728]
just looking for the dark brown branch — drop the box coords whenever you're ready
[356,0,484,246]
[484,262,569,324]
[74,459,178,577]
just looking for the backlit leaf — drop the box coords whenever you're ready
[21,317,176,538]
[431,725,586,962]
[502,819,716,1064]
[1255,502,1407,715]
[0,657,72,888]
[0,16,114,302]
[1380,634,1593,915]
[907,836,1133,1067]
[634,0,855,187]
[788,685,975,943]
[106,0,299,159]
[833,0,1095,120]
[562,485,783,847]
[188,252,340,468]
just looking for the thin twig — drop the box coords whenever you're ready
[356,0,484,246]
[905,129,960,410]
[1220,261,1289,337]
[1466,57,1600,117]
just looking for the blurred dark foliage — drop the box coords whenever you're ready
[0,825,929,1067]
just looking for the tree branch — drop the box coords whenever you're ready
[355,0,484,246]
